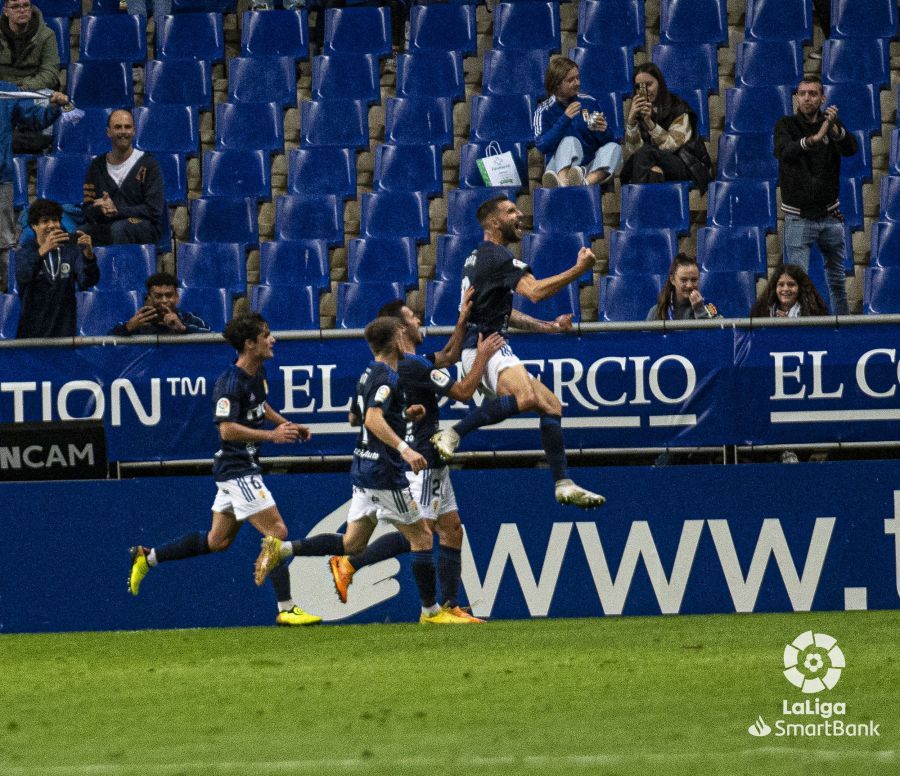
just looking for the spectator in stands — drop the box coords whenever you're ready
[534,56,622,188]
[621,63,712,193]
[810,0,830,60]
[108,271,211,335]
[647,253,720,321]
[751,263,828,318]
[125,0,171,20]
[82,109,165,248]
[774,75,856,316]
[16,197,97,338]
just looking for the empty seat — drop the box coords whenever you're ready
[659,0,727,46]
[215,101,284,152]
[172,0,235,11]
[53,107,112,155]
[842,130,872,182]
[568,45,633,95]
[177,242,247,296]
[67,61,133,109]
[133,105,199,156]
[598,274,665,321]
[425,280,461,325]
[696,226,767,275]
[384,96,453,149]
[250,284,319,330]
[607,228,679,275]
[359,191,429,243]
[822,38,890,88]
[77,289,140,336]
[274,194,344,246]
[651,43,718,94]
[469,94,535,145]
[724,85,793,134]
[227,56,296,107]
[336,281,406,329]
[577,0,645,50]
[241,9,308,60]
[879,176,900,222]
[446,187,519,236]
[458,141,529,190]
[823,83,881,136]
[373,143,443,197]
[395,51,465,102]
[288,147,357,200]
[513,284,581,322]
[889,128,900,175]
[864,267,900,314]
[831,0,897,40]
[697,270,756,317]
[482,49,549,100]
[36,153,91,204]
[34,0,81,17]
[156,12,224,62]
[323,6,392,58]
[311,53,381,105]
[744,0,812,43]
[189,196,258,246]
[435,233,482,280]
[12,157,27,210]
[155,152,188,205]
[869,221,900,267]
[492,2,561,52]
[177,287,229,331]
[716,132,777,180]
[706,180,777,231]
[93,244,156,291]
[735,41,804,88]
[258,239,330,290]
[839,176,864,231]
[0,293,20,340]
[79,13,146,63]
[89,0,118,13]
[619,182,691,233]
[300,99,369,150]
[532,187,604,238]
[144,59,213,110]
[347,236,418,290]
[521,231,593,286]
[44,15,69,67]
[202,149,272,200]
[408,3,476,55]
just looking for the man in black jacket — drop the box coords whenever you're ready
[108,271,211,336]
[774,75,857,315]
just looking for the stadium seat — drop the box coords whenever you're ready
[568,45,633,96]
[823,83,881,136]
[67,61,133,109]
[189,196,258,247]
[359,191,429,243]
[698,270,756,318]
[659,0,727,46]
[156,12,224,62]
[241,9,308,60]
[842,131,872,182]
[12,157,27,210]
[744,0,812,43]
[288,147,357,200]
[598,273,665,321]
[607,228,679,275]
[36,153,91,204]
[492,2,561,52]
[469,94,535,145]
[44,15,69,67]
[0,293,19,340]
[532,187,604,238]
[619,183,691,233]
[707,180,777,232]
[215,101,284,153]
[822,38,890,88]
[446,187,519,236]
[155,152,188,205]
[482,49,549,100]
[336,281,406,329]
[408,3,477,56]
[250,283,319,330]
[34,0,81,17]
[802,254,834,313]
[395,51,465,102]
[435,233,482,281]
[864,267,900,314]
[53,107,112,155]
[258,239,330,290]
[300,99,369,150]
[77,289,140,336]
[880,176,900,223]
[458,141,529,190]
[227,56,296,107]
[171,0,234,12]
[89,0,118,13]
[514,284,581,323]
[347,237,418,290]
[174,286,228,330]
[373,143,443,198]
[424,279,461,325]
[323,6,392,58]
[133,105,199,156]
[577,0,645,50]
[93,244,155,291]
[274,194,344,246]
[839,176,864,231]
[724,85,793,134]
[734,41,804,88]
[383,96,453,149]
[831,0,898,40]
[716,133,777,181]
[311,53,381,106]
[869,221,900,267]
[521,231,593,286]
[696,226,767,275]
[890,129,900,175]
[177,242,247,296]
[144,59,213,111]
[79,14,146,63]
[651,43,718,94]
[202,149,271,200]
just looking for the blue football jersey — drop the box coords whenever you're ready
[398,352,455,469]
[211,364,268,482]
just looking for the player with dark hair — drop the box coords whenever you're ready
[430,195,605,509]
[127,313,321,626]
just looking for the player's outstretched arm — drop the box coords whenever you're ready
[514,247,596,302]
[447,332,505,402]
[364,407,427,473]
[433,286,475,369]
[219,420,300,445]
[509,310,573,334]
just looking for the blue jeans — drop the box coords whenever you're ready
[126,0,171,16]
[783,214,849,315]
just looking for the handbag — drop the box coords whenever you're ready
[476,141,522,187]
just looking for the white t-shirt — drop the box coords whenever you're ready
[106,149,144,188]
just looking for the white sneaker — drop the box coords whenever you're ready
[555,478,605,509]
[430,428,460,462]
[561,165,585,186]
[541,170,560,188]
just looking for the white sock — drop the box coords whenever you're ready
[278,600,295,612]
[147,548,158,567]
[422,604,440,616]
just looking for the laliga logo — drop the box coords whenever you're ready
[783,631,845,694]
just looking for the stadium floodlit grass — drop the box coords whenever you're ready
[0,611,896,776]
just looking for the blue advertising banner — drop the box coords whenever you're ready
[1,461,898,633]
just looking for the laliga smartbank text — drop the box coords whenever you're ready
[773,698,880,738]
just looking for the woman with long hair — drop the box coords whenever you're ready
[751,263,829,318]
[647,253,720,321]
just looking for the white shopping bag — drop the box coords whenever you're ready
[476,141,522,187]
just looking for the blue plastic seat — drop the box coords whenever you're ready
[839,176,864,230]
[323,6,392,58]
[202,149,271,200]
[274,194,344,246]
[241,10,308,59]
[311,53,381,105]
[12,157,27,210]
[347,237,418,290]
[619,183,691,233]
[607,228,679,275]
[44,15,69,67]
[577,0,645,50]
[890,129,900,175]
[172,0,235,11]
[89,0,119,13]
[336,281,406,329]
[696,270,756,318]
[384,96,453,149]
[532,187,604,238]
[841,130,872,182]
[53,107,112,154]
[678,88,709,139]
[469,94,535,145]
[521,231,593,286]
[514,284,581,322]
[79,14,146,63]
[300,99,369,150]
[744,0,812,43]
[879,176,900,223]
[735,41,804,88]
[425,280,461,325]
[869,221,900,267]
[36,153,91,204]
[659,0,727,46]
[189,196,258,246]
[651,43,718,94]
[34,0,81,17]
[864,268,900,314]
[177,287,230,331]
[598,274,665,321]
[215,101,284,152]
[359,191,429,243]
[373,144,443,198]
[408,3,477,55]
[831,0,897,40]
[288,147,357,200]
[154,152,188,205]
[177,242,247,296]
[144,59,213,110]
[569,45,633,95]
[156,12,223,62]
[482,49,549,100]
[696,226,767,275]
[133,105,199,156]
[93,244,155,291]
[258,239,330,290]
[250,283,319,330]
[227,56,296,107]
[0,293,20,340]
[446,187,519,236]
[724,85,793,134]
[717,133,777,181]
[824,83,881,136]
[458,141,529,190]
[492,2,561,52]
[396,51,465,102]
[706,180,778,231]
[67,61,133,109]
[78,290,141,336]
[823,38,890,88]
[435,233,482,281]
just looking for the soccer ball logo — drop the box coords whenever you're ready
[783,631,845,693]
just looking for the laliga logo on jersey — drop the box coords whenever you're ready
[783,630,845,694]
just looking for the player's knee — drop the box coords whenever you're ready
[514,386,539,413]
[541,393,563,416]
[436,516,463,548]
[207,534,232,552]
[407,521,434,552]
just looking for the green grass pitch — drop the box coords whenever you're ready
[0,611,897,776]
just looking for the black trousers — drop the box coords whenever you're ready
[620,145,692,185]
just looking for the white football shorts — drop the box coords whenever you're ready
[461,342,522,398]
[212,474,276,521]
[347,485,421,526]
[406,466,458,520]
